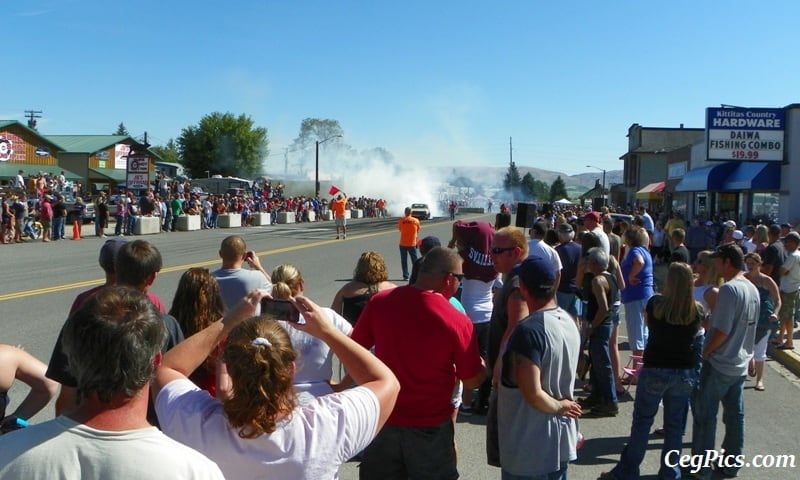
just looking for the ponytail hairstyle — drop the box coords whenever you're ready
[270,264,303,299]
[222,317,297,438]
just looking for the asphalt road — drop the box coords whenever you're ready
[3,213,799,479]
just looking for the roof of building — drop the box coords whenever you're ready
[0,121,65,152]
[44,135,132,154]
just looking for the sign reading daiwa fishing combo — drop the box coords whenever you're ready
[706,107,785,162]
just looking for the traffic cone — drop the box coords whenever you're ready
[72,221,82,240]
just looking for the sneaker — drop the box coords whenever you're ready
[585,402,619,418]
[336,235,340,240]
[458,405,473,416]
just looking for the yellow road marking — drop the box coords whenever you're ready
[0,229,394,302]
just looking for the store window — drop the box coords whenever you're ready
[752,192,779,222]
[717,193,739,222]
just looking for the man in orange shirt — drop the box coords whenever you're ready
[331,193,348,239]
[398,207,421,280]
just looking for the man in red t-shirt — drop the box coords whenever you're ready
[352,247,485,479]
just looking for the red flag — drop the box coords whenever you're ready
[328,185,341,196]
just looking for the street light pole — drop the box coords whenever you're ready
[315,134,343,198]
[586,165,607,207]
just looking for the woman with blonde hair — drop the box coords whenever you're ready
[744,252,781,391]
[331,251,397,326]
[168,267,225,396]
[154,292,399,479]
[271,264,353,403]
[601,262,704,479]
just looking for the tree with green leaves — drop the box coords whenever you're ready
[177,112,268,178]
[289,118,344,176]
[549,176,569,203]
[150,139,180,165]
[114,122,130,136]
[503,162,522,198]
[521,172,549,201]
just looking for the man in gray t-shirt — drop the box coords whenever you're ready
[692,242,758,479]
[497,257,582,478]
[211,236,272,314]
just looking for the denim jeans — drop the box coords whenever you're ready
[126,215,137,235]
[691,361,746,478]
[556,291,582,320]
[52,217,65,240]
[501,462,568,480]
[115,216,124,235]
[609,367,697,479]
[399,246,418,279]
[589,321,617,405]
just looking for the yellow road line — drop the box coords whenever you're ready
[0,229,394,302]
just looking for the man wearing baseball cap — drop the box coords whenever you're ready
[692,242,758,479]
[776,231,800,350]
[496,257,582,478]
[583,211,610,255]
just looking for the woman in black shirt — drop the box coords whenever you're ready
[602,262,704,479]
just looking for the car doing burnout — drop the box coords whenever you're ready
[410,203,431,220]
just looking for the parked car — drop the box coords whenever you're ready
[62,193,95,224]
[410,203,431,220]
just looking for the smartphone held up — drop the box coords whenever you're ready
[261,298,301,323]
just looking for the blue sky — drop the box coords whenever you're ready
[4,0,800,177]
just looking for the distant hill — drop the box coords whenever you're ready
[433,165,623,194]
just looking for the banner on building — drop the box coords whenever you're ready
[706,107,784,162]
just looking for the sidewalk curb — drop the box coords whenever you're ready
[770,346,800,377]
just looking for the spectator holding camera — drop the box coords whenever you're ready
[268,264,352,404]
[211,235,272,314]
[154,291,399,479]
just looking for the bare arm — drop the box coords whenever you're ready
[763,274,782,318]
[292,296,399,430]
[589,276,610,329]
[330,287,345,315]
[245,252,272,283]
[0,345,59,420]
[515,355,581,418]
[610,256,626,291]
[627,254,644,286]
[154,290,263,397]
[493,289,529,382]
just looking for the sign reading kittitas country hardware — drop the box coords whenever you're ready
[706,107,785,162]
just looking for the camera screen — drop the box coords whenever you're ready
[261,298,301,323]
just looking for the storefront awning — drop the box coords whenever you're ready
[90,168,127,182]
[720,162,781,191]
[674,162,739,192]
[0,163,82,181]
[635,182,666,200]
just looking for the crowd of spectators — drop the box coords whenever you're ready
[3,183,800,478]
[1,175,390,243]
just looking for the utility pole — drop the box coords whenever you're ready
[509,136,513,167]
[24,110,42,129]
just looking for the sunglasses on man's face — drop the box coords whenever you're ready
[490,246,516,255]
